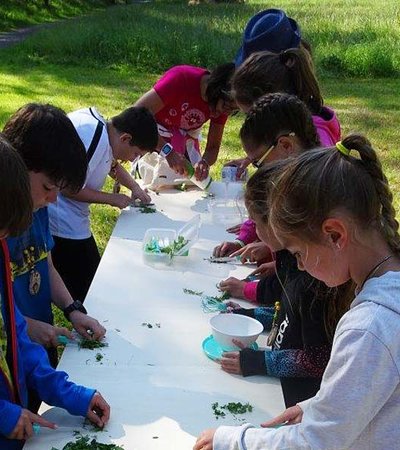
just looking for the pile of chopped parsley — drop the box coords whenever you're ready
[51,435,123,450]
[212,402,253,420]
[79,339,107,350]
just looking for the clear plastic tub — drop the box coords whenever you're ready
[142,215,201,268]
[209,198,246,226]
[142,228,177,268]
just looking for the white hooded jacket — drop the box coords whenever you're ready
[214,271,400,450]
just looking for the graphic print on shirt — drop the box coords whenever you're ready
[274,313,289,349]
[9,234,48,280]
[180,108,205,129]
[0,293,13,389]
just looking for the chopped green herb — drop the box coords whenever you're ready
[212,402,226,419]
[175,182,187,191]
[138,205,156,213]
[212,402,253,420]
[207,291,231,303]
[183,288,204,296]
[79,339,107,350]
[95,353,103,362]
[183,288,230,302]
[82,419,105,433]
[61,435,123,449]
[141,322,161,329]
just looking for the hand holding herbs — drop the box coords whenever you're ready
[86,392,110,430]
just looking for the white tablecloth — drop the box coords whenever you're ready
[24,184,284,450]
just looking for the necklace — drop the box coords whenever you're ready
[357,254,393,293]
[24,246,41,296]
[267,301,281,346]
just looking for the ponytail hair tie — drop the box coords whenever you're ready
[336,141,360,159]
[279,50,295,68]
[279,51,288,65]
[336,141,350,156]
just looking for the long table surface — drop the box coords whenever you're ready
[24,184,285,450]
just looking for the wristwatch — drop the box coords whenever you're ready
[63,300,87,321]
[159,143,173,158]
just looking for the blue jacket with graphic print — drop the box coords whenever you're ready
[0,240,95,449]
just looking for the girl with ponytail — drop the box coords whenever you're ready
[195,134,400,450]
[226,47,339,184]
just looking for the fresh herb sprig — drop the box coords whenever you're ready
[183,288,230,302]
[183,288,204,296]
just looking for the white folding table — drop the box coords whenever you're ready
[24,184,284,450]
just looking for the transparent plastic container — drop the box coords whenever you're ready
[209,196,246,227]
[142,215,201,268]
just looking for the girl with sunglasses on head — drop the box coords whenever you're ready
[195,134,400,450]
[214,92,319,263]
[226,47,340,179]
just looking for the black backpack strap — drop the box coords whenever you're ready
[87,107,104,163]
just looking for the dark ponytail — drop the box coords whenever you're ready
[233,48,323,114]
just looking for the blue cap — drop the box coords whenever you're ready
[235,9,301,66]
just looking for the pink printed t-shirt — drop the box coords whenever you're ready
[153,65,228,131]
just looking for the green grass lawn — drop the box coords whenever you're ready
[0,0,115,32]
[1,0,399,255]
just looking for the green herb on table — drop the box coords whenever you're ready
[183,288,204,296]
[82,419,106,433]
[79,339,107,350]
[206,291,231,302]
[183,288,230,302]
[138,205,156,213]
[142,322,161,329]
[58,434,123,449]
[175,182,187,191]
[212,402,253,420]
[95,353,103,362]
[212,402,226,419]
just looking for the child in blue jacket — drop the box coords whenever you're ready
[0,134,110,449]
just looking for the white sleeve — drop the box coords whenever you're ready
[213,329,399,450]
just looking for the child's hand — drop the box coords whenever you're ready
[108,193,131,209]
[193,428,217,450]
[8,408,56,440]
[230,241,272,264]
[261,405,303,427]
[220,351,242,375]
[131,185,152,204]
[218,277,245,299]
[226,223,241,234]
[224,300,242,312]
[86,392,110,429]
[213,241,241,257]
[27,318,73,348]
[250,261,276,277]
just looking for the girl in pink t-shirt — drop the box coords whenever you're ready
[135,64,236,182]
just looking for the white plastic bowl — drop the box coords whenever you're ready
[210,314,263,351]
